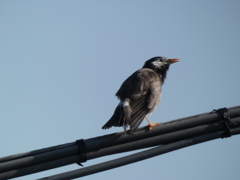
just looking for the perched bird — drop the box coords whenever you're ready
[102,56,179,132]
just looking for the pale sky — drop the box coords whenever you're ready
[0,1,240,180]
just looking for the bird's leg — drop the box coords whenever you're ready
[145,116,159,130]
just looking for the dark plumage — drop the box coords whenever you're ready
[102,56,179,132]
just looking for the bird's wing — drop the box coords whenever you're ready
[129,92,151,131]
[116,69,161,131]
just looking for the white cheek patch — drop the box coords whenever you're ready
[152,61,164,68]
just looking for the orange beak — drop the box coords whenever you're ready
[167,59,179,64]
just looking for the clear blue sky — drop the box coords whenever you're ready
[0,1,240,179]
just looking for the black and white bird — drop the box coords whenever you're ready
[102,56,179,132]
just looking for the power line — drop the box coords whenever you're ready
[38,127,240,180]
[0,106,239,179]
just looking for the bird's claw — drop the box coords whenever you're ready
[147,123,159,130]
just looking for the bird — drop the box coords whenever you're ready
[102,56,179,132]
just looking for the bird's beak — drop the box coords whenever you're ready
[167,59,179,64]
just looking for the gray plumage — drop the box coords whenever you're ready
[102,56,179,132]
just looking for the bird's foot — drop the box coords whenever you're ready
[147,123,159,130]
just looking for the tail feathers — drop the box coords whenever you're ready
[102,103,131,130]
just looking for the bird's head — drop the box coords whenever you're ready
[143,56,179,70]
[143,56,179,80]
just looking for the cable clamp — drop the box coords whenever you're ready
[76,139,87,166]
[213,107,237,138]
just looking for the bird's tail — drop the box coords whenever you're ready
[102,102,131,130]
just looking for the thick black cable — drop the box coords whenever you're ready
[85,106,240,151]
[0,106,239,179]
[0,117,239,179]
[0,146,78,173]
[38,127,240,180]
[87,117,240,160]
[1,105,239,165]
[0,142,76,164]
[0,155,79,180]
